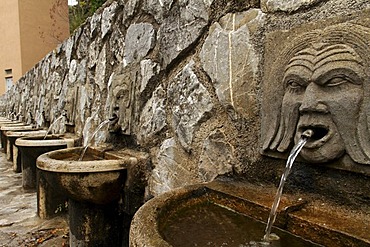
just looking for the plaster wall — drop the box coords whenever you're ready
[0,0,22,94]
[0,0,70,95]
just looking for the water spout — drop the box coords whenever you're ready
[263,129,313,242]
[44,113,66,139]
[79,119,110,161]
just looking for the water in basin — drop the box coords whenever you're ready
[160,201,321,247]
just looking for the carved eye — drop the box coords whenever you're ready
[287,80,304,89]
[325,77,348,87]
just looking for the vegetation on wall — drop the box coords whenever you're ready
[40,0,108,44]
[69,0,108,33]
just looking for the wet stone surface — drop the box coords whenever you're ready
[0,151,69,246]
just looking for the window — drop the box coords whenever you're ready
[5,77,13,91]
[5,69,12,75]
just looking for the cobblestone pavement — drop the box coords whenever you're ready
[0,149,69,246]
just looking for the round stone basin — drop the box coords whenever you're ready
[0,123,29,149]
[6,130,48,172]
[37,147,139,247]
[130,181,369,247]
[15,135,75,190]
[0,120,23,125]
[36,147,138,204]
[4,127,43,160]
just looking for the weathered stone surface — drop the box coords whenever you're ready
[200,10,264,120]
[101,2,118,38]
[50,48,62,70]
[123,23,155,66]
[142,0,174,23]
[64,38,74,66]
[138,85,167,145]
[95,44,107,91]
[198,129,234,182]
[41,56,50,79]
[261,0,323,13]
[158,0,210,68]
[149,138,200,196]
[168,60,214,152]
[90,12,102,37]
[139,59,160,93]
[76,59,87,83]
[109,25,125,64]
[76,27,90,60]
[68,59,78,84]
[88,40,100,69]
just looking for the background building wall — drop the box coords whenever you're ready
[0,0,70,95]
[0,0,22,93]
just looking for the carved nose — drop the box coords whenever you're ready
[299,83,329,113]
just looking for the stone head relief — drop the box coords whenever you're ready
[64,86,78,126]
[261,22,370,168]
[108,71,136,135]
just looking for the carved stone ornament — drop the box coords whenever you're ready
[108,69,136,135]
[261,21,370,172]
[65,86,78,125]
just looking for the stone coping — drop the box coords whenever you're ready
[1,125,34,131]
[0,122,26,128]
[5,129,48,138]
[15,135,75,148]
[36,147,137,173]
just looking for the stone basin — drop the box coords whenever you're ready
[0,122,28,148]
[6,129,48,172]
[36,146,137,204]
[36,147,139,247]
[130,180,370,247]
[15,134,76,190]
[3,127,43,160]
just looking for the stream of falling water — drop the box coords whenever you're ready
[78,119,110,161]
[44,114,65,139]
[263,131,312,243]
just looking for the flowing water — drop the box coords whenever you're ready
[263,132,312,242]
[44,114,65,139]
[78,119,110,161]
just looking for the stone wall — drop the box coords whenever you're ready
[2,0,370,204]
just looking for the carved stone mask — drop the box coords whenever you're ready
[262,23,370,166]
[65,87,78,125]
[108,72,134,135]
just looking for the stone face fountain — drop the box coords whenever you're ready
[1,2,369,247]
[130,21,370,247]
[36,146,148,247]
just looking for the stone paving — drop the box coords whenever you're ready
[0,149,69,246]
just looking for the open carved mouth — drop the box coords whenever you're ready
[301,126,329,141]
[109,114,119,123]
[298,125,332,149]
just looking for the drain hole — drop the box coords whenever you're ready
[305,127,328,140]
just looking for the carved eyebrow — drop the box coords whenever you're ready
[285,54,315,73]
[315,49,363,70]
